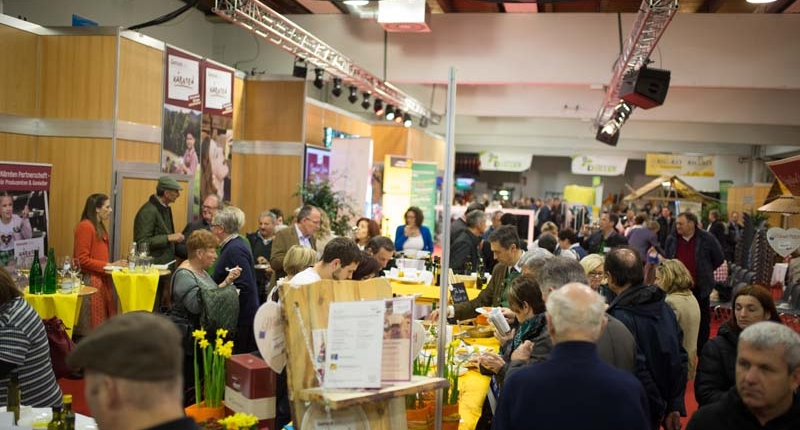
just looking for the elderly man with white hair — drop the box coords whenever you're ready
[492,283,650,430]
[687,322,800,430]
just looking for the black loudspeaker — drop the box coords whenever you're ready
[620,67,671,109]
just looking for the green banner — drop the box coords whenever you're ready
[719,180,733,217]
[411,162,438,234]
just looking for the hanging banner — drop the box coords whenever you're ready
[571,155,627,176]
[646,153,715,177]
[0,162,51,267]
[479,151,532,172]
[766,154,800,197]
[162,46,202,178]
[411,162,438,235]
[201,60,235,203]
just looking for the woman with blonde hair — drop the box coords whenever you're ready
[580,254,612,301]
[655,259,700,379]
[269,245,318,302]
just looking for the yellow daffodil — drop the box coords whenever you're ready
[216,328,228,338]
[216,337,224,348]
[192,329,206,341]
[198,339,209,349]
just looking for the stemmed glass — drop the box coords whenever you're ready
[69,258,82,292]
[58,256,72,292]
[14,256,31,292]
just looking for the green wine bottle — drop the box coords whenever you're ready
[7,370,20,424]
[48,406,64,430]
[29,249,42,294]
[63,394,75,430]
[44,248,58,294]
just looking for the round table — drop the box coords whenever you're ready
[23,286,97,336]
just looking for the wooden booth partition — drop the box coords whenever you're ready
[0,22,38,117]
[304,99,373,148]
[727,183,773,221]
[372,124,446,170]
[281,278,447,430]
[372,124,408,164]
[244,79,305,143]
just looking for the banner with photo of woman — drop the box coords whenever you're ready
[0,162,51,268]
[162,46,202,176]
[200,60,234,203]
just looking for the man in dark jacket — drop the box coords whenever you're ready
[133,176,185,265]
[606,247,688,430]
[450,209,486,274]
[657,207,675,248]
[665,211,724,354]
[687,322,800,430]
[580,212,628,255]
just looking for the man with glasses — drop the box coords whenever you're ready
[175,194,223,260]
[580,212,628,255]
[269,205,321,288]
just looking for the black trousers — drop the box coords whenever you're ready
[694,289,711,355]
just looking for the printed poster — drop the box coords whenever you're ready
[323,300,385,389]
[162,46,202,178]
[0,162,51,268]
[645,153,715,177]
[201,60,235,203]
[382,297,414,381]
[766,154,800,197]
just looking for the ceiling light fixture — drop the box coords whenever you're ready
[403,113,412,128]
[331,78,342,97]
[394,109,404,124]
[343,0,370,5]
[347,86,358,104]
[292,57,307,78]
[313,68,324,89]
[419,116,428,128]
[361,93,371,110]
[373,99,384,115]
[746,0,776,3]
[385,104,395,121]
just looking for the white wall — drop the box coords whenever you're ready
[4,0,216,58]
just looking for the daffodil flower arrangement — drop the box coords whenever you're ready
[192,328,235,408]
[217,412,258,430]
[443,340,463,405]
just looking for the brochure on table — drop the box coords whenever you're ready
[322,297,415,389]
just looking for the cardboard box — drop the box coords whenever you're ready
[226,353,276,430]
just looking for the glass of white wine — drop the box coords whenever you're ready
[69,258,82,293]
[14,256,31,292]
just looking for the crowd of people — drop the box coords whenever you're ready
[2,179,799,430]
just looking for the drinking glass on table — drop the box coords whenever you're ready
[58,256,73,293]
[14,256,31,291]
[69,258,82,292]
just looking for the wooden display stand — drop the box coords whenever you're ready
[282,278,447,429]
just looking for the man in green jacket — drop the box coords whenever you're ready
[133,176,185,266]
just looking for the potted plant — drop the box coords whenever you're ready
[440,341,462,430]
[406,353,435,430]
[185,329,234,423]
[295,179,358,237]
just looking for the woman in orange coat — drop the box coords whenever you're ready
[73,193,126,327]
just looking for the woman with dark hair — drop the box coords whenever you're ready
[180,130,198,175]
[352,252,381,281]
[478,274,548,385]
[354,217,380,250]
[0,267,62,407]
[695,284,781,406]
[73,193,127,327]
[200,136,217,200]
[394,206,433,253]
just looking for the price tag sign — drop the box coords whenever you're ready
[449,283,469,304]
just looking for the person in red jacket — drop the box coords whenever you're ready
[74,193,126,328]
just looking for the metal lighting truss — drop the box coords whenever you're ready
[594,0,679,129]
[214,0,437,121]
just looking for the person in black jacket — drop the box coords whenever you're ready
[665,211,724,355]
[687,322,800,430]
[605,247,687,430]
[580,212,628,255]
[695,285,781,406]
[450,209,486,274]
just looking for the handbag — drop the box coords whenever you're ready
[199,283,240,335]
[42,317,76,378]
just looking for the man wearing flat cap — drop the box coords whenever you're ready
[133,176,185,267]
[67,312,198,430]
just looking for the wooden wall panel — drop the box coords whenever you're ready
[40,35,116,120]
[305,103,324,145]
[36,137,112,257]
[244,80,305,142]
[117,177,190,259]
[336,114,372,137]
[0,25,39,117]
[117,39,163,126]
[0,133,38,161]
[233,76,245,140]
[115,140,161,164]
[230,151,302,232]
[420,132,446,170]
[371,124,408,163]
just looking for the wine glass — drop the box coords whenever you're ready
[14,256,31,292]
[58,256,73,292]
[69,258,82,292]
[138,242,149,258]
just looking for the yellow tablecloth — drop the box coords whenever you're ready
[24,287,94,336]
[457,335,498,430]
[391,282,482,303]
[111,269,160,313]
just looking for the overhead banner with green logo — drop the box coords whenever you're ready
[411,162,438,234]
[571,155,628,176]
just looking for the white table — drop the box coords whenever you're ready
[0,406,97,429]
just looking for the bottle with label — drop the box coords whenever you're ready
[128,242,137,271]
[48,405,64,430]
[476,257,486,290]
[7,370,20,424]
[464,261,473,276]
[44,248,58,294]
[30,248,43,294]
[432,256,441,286]
[63,394,75,430]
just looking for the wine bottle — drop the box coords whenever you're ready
[48,405,64,430]
[44,248,57,294]
[476,257,486,290]
[63,394,75,430]
[30,249,42,294]
[7,370,20,424]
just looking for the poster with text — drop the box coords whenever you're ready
[0,162,51,268]
[163,47,202,178]
[201,60,234,203]
[411,162,437,235]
